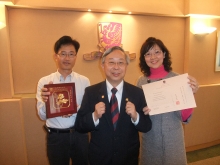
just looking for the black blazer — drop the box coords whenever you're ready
[75,81,152,165]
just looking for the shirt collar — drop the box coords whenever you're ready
[55,70,74,82]
[106,80,124,95]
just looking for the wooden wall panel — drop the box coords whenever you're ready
[188,0,220,15]
[0,5,13,99]
[13,0,185,16]
[0,99,28,165]
[21,97,49,165]
[184,85,220,148]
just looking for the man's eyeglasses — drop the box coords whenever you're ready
[106,61,127,67]
[57,52,76,58]
[144,50,162,58]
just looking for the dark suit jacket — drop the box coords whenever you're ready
[75,81,152,165]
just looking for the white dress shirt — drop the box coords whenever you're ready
[36,71,90,128]
[93,80,139,126]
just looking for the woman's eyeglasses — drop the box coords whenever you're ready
[144,50,162,58]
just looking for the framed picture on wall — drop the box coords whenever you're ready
[215,31,220,71]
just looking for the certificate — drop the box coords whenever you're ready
[142,73,196,115]
[44,83,77,118]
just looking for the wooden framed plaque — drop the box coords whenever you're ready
[44,83,77,118]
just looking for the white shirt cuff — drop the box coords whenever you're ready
[92,112,99,126]
[131,112,139,126]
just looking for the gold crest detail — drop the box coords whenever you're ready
[56,94,68,107]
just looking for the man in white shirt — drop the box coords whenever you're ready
[75,46,152,165]
[36,36,90,165]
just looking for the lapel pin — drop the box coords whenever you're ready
[101,95,104,99]
[126,98,129,102]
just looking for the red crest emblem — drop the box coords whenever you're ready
[83,22,136,61]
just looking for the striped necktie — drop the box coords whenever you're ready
[110,88,119,131]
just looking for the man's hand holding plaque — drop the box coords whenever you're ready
[42,82,77,118]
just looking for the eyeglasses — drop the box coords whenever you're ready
[144,50,162,58]
[57,52,76,58]
[106,61,127,67]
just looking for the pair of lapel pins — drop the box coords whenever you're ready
[101,95,129,102]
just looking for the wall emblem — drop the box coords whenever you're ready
[83,22,136,61]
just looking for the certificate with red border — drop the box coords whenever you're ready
[142,73,196,115]
[44,83,77,118]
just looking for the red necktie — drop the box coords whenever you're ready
[110,88,119,131]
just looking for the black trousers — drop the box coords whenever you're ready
[46,131,89,165]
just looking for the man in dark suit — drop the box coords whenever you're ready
[75,46,152,165]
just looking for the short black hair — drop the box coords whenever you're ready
[139,37,172,76]
[54,36,80,54]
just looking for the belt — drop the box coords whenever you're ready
[44,125,75,133]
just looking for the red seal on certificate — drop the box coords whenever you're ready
[44,83,77,118]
